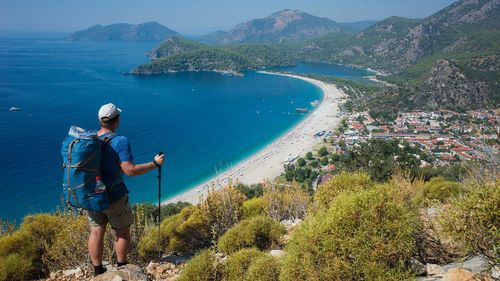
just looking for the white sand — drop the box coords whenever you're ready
[163,72,345,204]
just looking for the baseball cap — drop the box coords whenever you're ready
[98,103,122,121]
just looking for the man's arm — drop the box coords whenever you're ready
[120,154,164,176]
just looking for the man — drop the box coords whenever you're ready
[88,103,164,276]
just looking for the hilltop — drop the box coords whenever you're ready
[298,0,500,111]
[200,9,377,45]
[133,36,295,75]
[68,22,180,41]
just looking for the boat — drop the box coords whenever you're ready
[296,108,308,113]
[9,107,21,112]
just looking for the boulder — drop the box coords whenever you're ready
[427,263,446,276]
[442,268,474,281]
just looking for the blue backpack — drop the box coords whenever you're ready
[61,126,114,212]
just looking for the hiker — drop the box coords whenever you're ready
[88,103,164,276]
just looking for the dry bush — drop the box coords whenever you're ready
[245,254,280,281]
[439,177,499,262]
[200,185,246,240]
[262,183,309,221]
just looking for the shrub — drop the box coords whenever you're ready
[201,185,246,240]
[320,157,329,166]
[297,158,306,166]
[262,183,309,221]
[218,216,285,255]
[242,197,265,219]
[224,248,266,281]
[235,183,264,199]
[245,254,280,281]
[43,214,90,271]
[305,152,313,160]
[423,177,462,203]
[177,249,219,281]
[313,171,373,212]
[439,179,499,261]
[281,183,419,281]
[133,201,191,223]
[0,214,64,281]
[318,146,329,157]
[138,205,211,258]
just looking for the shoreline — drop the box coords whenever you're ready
[163,71,345,205]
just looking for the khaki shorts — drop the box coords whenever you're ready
[88,194,133,231]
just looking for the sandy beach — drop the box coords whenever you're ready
[163,72,345,204]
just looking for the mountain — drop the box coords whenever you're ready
[300,0,500,111]
[68,22,180,41]
[133,37,295,74]
[200,9,371,45]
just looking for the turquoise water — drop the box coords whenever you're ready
[0,34,369,220]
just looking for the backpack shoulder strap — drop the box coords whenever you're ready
[99,132,116,143]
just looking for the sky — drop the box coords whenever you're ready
[0,0,457,35]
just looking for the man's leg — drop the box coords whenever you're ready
[88,225,108,276]
[115,226,131,265]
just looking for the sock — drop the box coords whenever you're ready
[117,261,128,267]
[93,264,107,276]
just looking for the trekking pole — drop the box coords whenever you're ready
[157,151,163,263]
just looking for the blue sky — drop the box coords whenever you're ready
[0,0,457,34]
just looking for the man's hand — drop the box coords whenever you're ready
[154,153,165,166]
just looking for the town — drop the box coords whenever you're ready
[335,109,499,165]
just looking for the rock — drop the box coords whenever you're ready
[93,264,147,281]
[427,263,446,276]
[491,265,500,279]
[410,258,427,276]
[63,267,83,277]
[146,261,184,281]
[269,249,286,258]
[442,268,474,281]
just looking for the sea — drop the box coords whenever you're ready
[0,32,374,221]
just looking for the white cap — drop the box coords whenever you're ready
[98,103,122,121]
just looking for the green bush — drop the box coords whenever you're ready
[320,156,329,166]
[0,214,64,281]
[224,248,266,281]
[0,253,33,281]
[242,197,265,219]
[133,201,191,222]
[138,205,211,258]
[218,216,285,255]
[281,183,419,281]
[305,152,313,160]
[297,158,306,166]
[423,177,462,203]
[246,254,280,281]
[439,179,499,262]
[314,171,373,211]
[235,183,264,199]
[318,146,329,157]
[177,249,220,281]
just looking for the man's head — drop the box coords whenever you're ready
[98,103,122,130]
